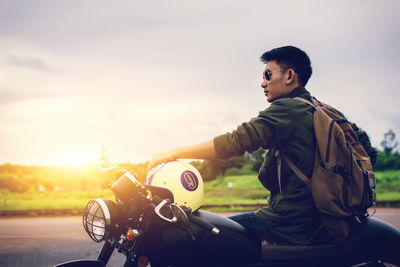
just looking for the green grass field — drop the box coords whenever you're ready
[203,174,268,207]
[0,170,399,212]
[0,189,114,211]
[204,170,400,204]
[374,169,400,200]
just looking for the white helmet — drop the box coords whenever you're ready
[145,161,204,211]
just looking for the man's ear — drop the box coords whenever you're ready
[285,69,296,85]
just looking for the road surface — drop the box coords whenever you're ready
[0,208,399,267]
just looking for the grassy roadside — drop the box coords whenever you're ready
[1,170,399,214]
[0,189,114,211]
[205,169,400,200]
[374,170,400,200]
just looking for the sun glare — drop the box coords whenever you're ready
[54,152,90,167]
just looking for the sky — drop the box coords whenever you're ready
[0,0,399,165]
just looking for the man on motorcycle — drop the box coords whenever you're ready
[147,46,376,245]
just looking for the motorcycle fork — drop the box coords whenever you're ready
[97,240,115,266]
[123,213,152,267]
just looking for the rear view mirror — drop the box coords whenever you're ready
[98,145,114,171]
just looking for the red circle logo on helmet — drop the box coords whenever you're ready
[181,171,198,191]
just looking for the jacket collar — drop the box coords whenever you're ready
[283,86,309,99]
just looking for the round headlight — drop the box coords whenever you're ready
[83,199,119,242]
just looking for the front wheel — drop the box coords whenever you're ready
[54,260,105,267]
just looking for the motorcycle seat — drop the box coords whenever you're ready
[260,230,360,261]
[260,217,399,263]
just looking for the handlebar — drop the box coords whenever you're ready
[153,199,220,236]
[98,163,127,172]
[98,144,220,236]
[188,213,220,235]
[154,199,179,223]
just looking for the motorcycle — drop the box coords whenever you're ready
[56,147,400,267]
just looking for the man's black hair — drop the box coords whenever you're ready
[260,46,312,86]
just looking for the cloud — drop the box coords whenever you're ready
[0,90,32,105]
[5,55,57,72]
[0,1,399,164]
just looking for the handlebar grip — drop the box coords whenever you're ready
[189,214,220,235]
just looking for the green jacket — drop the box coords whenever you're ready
[213,87,327,245]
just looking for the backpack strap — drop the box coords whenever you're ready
[276,97,316,189]
[294,97,318,108]
[279,152,311,189]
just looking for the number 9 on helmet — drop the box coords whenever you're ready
[145,161,204,211]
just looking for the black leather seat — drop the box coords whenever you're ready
[261,217,400,265]
[260,230,360,261]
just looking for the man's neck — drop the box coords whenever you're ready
[283,86,308,99]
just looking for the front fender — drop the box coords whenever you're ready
[54,259,105,267]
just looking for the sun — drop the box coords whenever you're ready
[55,152,90,167]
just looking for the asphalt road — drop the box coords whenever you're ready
[0,216,126,267]
[0,208,399,267]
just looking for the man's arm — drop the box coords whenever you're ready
[147,139,218,171]
[335,109,377,166]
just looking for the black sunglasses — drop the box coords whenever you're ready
[263,71,271,81]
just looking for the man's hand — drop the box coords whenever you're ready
[147,139,218,172]
[147,149,177,171]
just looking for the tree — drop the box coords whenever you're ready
[381,129,398,155]
[0,173,31,193]
[374,130,400,170]
[191,156,249,181]
[250,148,266,172]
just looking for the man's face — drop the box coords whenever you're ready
[261,60,291,103]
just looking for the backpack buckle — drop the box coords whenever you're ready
[321,162,346,177]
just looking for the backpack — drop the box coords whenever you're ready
[276,96,376,242]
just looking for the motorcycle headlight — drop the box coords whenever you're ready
[83,199,119,242]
